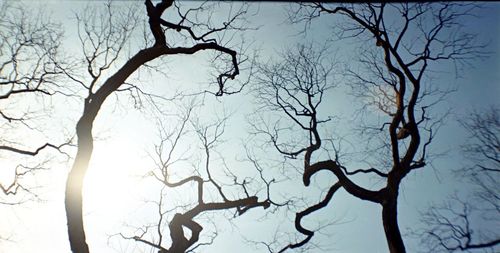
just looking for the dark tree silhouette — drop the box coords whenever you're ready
[2,2,494,252]
[419,107,500,252]
[254,3,486,253]
[61,1,248,252]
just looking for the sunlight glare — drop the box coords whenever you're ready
[83,140,145,216]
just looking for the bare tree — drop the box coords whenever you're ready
[60,1,249,252]
[0,2,70,205]
[252,43,342,253]
[116,103,277,253]
[419,107,500,252]
[255,3,486,253]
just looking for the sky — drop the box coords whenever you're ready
[0,1,499,253]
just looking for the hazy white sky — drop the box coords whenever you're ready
[0,1,499,253]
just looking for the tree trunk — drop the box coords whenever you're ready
[65,118,93,253]
[382,196,406,253]
[62,47,166,253]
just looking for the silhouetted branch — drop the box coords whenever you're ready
[421,197,500,252]
[420,107,499,252]
[123,105,274,253]
[278,182,341,253]
[0,142,70,157]
[0,2,71,206]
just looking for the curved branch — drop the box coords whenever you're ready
[278,182,341,253]
[304,160,383,203]
[341,165,388,178]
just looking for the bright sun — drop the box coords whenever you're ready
[83,140,144,215]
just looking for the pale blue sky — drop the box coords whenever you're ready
[0,1,499,253]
